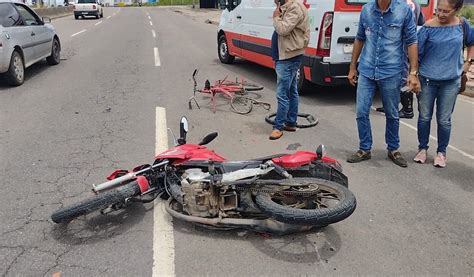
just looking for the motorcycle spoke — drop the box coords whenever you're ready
[314,200,328,209]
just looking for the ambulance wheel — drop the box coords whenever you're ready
[218,35,235,64]
[297,65,311,94]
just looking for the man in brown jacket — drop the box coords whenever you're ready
[269,0,310,140]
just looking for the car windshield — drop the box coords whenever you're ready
[77,0,97,3]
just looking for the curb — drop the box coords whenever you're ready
[51,13,73,20]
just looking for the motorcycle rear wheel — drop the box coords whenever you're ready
[255,178,356,226]
[51,181,140,223]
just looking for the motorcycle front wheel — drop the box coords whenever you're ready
[51,181,140,224]
[255,178,356,226]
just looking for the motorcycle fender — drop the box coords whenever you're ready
[106,169,130,180]
[136,176,150,193]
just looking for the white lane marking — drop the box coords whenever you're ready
[148,15,151,20]
[152,30,156,38]
[71,29,86,37]
[95,21,103,26]
[150,21,153,26]
[154,47,161,67]
[371,106,474,160]
[107,15,111,19]
[153,107,175,277]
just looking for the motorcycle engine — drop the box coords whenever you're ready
[181,168,218,218]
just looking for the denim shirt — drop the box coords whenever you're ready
[418,18,474,81]
[356,0,418,80]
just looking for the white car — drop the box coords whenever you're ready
[0,1,61,86]
[74,0,103,19]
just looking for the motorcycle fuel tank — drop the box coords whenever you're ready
[155,144,226,165]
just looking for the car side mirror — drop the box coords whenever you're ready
[42,17,51,23]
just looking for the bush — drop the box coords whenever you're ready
[460,5,474,24]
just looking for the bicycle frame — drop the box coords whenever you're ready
[189,69,249,113]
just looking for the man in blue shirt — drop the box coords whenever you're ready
[376,0,425,118]
[347,0,421,167]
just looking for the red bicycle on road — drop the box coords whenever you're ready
[189,69,268,114]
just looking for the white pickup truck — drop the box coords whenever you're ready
[74,0,104,20]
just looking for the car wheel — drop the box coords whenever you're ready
[218,35,235,64]
[100,10,104,17]
[5,51,25,86]
[46,38,61,65]
[74,15,79,19]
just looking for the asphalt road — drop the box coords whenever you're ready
[0,7,473,276]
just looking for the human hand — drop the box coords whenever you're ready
[273,3,281,18]
[407,75,420,94]
[348,68,358,86]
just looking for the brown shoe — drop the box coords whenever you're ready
[388,150,407,168]
[269,129,283,140]
[282,124,296,132]
[347,150,371,163]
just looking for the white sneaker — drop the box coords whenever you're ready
[413,149,427,164]
[433,152,447,168]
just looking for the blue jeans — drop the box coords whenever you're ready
[417,76,460,154]
[356,74,402,151]
[274,59,302,130]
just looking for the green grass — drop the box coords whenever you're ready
[460,5,474,24]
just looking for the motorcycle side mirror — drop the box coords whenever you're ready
[316,144,326,160]
[178,117,189,145]
[198,132,218,146]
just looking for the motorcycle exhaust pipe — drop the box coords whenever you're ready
[165,199,314,235]
[92,160,169,193]
[92,173,136,193]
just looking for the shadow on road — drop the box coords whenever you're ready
[51,203,150,245]
[0,61,55,91]
[173,220,342,264]
[433,161,474,192]
[250,226,341,264]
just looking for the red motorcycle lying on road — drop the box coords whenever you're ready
[51,118,356,234]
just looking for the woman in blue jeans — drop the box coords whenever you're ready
[414,0,474,167]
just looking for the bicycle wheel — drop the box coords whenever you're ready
[242,83,264,91]
[220,81,264,92]
[231,96,253,114]
[265,112,319,128]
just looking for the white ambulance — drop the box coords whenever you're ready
[217,0,434,92]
